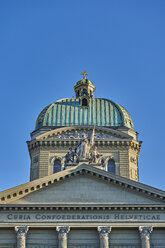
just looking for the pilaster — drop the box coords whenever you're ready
[98,226,111,248]
[15,226,29,248]
[139,226,153,248]
[56,226,70,248]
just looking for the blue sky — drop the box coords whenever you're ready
[0,0,165,191]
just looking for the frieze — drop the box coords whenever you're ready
[47,130,121,140]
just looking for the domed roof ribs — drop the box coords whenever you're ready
[35,104,51,130]
[43,103,56,127]
[35,98,133,130]
[116,103,134,129]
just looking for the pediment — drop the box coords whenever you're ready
[35,126,132,141]
[1,165,165,206]
[11,175,164,205]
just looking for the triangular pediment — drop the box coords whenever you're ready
[0,165,165,206]
[35,126,133,141]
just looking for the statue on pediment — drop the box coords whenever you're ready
[90,146,102,164]
[64,129,98,164]
[76,129,95,160]
[65,147,75,163]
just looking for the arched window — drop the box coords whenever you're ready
[77,90,79,97]
[82,89,88,96]
[82,98,88,107]
[108,160,115,174]
[53,159,61,173]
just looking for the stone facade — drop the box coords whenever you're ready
[28,126,141,182]
[0,164,165,247]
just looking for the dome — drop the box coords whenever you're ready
[35,72,134,130]
[75,78,94,86]
[35,98,134,130]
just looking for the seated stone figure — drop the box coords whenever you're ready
[65,147,74,164]
[90,146,102,164]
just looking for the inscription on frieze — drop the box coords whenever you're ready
[3,212,163,222]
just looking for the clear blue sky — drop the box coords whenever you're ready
[0,0,164,191]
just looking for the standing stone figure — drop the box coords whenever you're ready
[76,129,95,160]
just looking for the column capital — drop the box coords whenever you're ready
[139,226,153,240]
[98,226,111,238]
[56,226,70,240]
[15,226,29,238]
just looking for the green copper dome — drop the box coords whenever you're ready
[35,98,134,130]
[35,73,134,130]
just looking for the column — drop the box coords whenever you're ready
[15,226,29,248]
[98,226,111,248]
[139,226,153,248]
[56,226,70,248]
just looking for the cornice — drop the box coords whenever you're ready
[27,139,142,153]
[0,205,165,211]
[27,126,142,152]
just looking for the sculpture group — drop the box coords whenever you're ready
[64,129,102,165]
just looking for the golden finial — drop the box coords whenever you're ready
[81,70,88,79]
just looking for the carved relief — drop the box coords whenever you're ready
[47,130,120,140]
[51,130,96,165]
[130,156,137,164]
[130,168,138,181]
